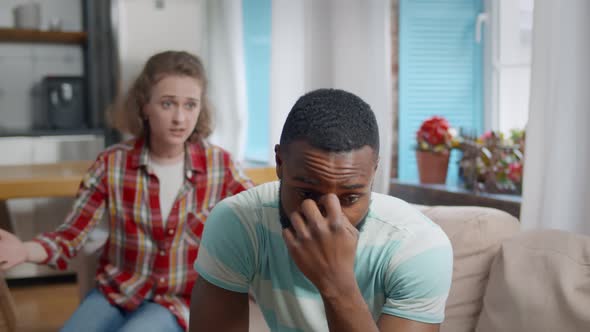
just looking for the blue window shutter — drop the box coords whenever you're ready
[243,0,271,162]
[398,0,483,184]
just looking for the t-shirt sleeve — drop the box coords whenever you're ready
[194,199,257,293]
[381,228,453,324]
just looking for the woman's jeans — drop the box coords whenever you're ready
[60,289,184,332]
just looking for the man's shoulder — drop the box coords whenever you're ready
[367,192,435,229]
[217,181,280,221]
[365,192,451,253]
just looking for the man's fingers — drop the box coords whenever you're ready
[282,228,298,248]
[300,199,325,230]
[318,194,343,226]
[343,221,360,239]
[289,210,311,240]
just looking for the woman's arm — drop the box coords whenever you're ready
[32,153,108,269]
[223,154,255,195]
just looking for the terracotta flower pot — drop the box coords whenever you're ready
[416,150,450,184]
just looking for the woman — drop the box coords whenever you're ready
[0,51,253,331]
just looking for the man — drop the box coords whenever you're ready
[190,89,453,332]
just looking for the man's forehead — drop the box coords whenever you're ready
[283,145,375,185]
[283,141,377,160]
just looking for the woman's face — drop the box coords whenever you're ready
[143,75,202,149]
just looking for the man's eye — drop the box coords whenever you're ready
[341,195,360,206]
[297,190,314,200]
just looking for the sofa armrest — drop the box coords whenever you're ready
[418,205,520,332]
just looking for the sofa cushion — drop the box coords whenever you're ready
[419,206,520,332]
[476,229,590,332]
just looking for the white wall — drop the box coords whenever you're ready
[116,0,204,94]
[270,0,393,194]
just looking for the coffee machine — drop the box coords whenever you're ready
[40,76,87,130]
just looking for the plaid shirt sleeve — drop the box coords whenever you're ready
[223,154,255,195]
[33,153,108,270]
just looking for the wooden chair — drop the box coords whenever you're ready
[243,166,277,186]
[0,271,16,332]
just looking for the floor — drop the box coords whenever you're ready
[10,280,78,332]
[7,278,270,332]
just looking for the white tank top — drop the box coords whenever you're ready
[149,157,185,225]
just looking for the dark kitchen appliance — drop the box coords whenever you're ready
[41,76,87,129]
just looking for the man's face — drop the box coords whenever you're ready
[276,141,377,230]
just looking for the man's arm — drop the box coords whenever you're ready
[189,277,249,332]
[283,195,444,332]
[319,265,439,332]
[321,285,441,332]
[378,315,440,332]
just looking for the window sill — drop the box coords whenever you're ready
[389,179,521,218]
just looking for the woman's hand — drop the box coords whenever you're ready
[0,228,27,271]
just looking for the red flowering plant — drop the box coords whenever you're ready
[458,129,525,195]
[416,116,458,153]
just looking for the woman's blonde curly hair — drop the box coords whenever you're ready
[109,51,213,141]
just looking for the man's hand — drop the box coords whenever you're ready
[0,228,27,270]
[282,194,359,296]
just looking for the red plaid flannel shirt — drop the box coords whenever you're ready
[34,138,253,330]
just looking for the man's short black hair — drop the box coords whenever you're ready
[279,89,379,154]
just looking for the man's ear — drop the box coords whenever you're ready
[274,144,283,180]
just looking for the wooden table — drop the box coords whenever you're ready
[0,161,93,234]
[0,161,277,230]
[0,161,92,201]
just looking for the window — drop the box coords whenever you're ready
[396,0,533,183]
[484,0,533,132]
[398,0,484,184]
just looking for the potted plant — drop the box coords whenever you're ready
[415,116,455,184]
[457,129,525,195]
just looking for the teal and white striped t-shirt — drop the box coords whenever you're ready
[195,181,453,331]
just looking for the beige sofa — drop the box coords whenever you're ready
[70,204,590,332]
[420,205,590,332]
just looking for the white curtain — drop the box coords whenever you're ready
[520,0,590,235]
[200,0,248,161]
[270,0,393,194]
